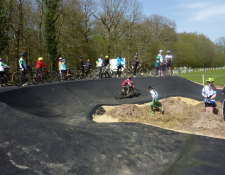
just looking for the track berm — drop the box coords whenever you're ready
[0,76,225,175]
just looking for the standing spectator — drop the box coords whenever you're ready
[19,53,29,86]
[0,58,11,87]
[85,59,92,78]
[97,55,104,78]
[80,57,85,78]
[157,50,164,77]
[133,53,140,78]
[222,85,225,121]
[155,55,160,76]
[117,54,125,77]
[36,57,48,83]
[202,78,217,113]
[58,57,62,71]
[165,51,173,76]
[148,86,163,115]
[60,59,69,78]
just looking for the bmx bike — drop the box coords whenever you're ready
[114,87,139,100]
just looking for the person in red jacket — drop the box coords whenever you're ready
[122,76,134,95]
[36,57,48,83]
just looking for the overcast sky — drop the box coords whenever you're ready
[140,0,225,42]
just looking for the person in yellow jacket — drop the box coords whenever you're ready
[58,57,62,71]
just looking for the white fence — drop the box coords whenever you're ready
[173,67,225,74]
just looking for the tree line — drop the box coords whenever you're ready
[0,0,225,72]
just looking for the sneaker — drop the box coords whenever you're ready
[6,83,11,86]
[133,75,136,78]
[22,82,29,86]
[0,84,3,87]
[117,75,119,78]
[149,112,155,115]
[159,107,164,112]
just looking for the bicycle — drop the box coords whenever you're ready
[123,62,143,77]
[114,87,139,100]
[0,67,12,86]
[13,65,36,86]
[112,64,126,78]
[33,67,53,84]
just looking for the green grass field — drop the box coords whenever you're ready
[175,69,225,87]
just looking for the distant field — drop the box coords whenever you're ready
[175,69,225,87]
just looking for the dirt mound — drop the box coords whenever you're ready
[100,97,225,139]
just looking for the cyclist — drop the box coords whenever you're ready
[104,55,110,66]
[165,51,173,76]
[117,54,125,77]
[0,58,11,87]
[202,77,217,113]
[133,53,140,78]
[36,57,48,83]
[122,76,134,95]
[97,55,104,78]
[148,86,163,115]
[19,53,29,86]
[60,59,69,78]
[85,59,92,78]
[156,50,164,77]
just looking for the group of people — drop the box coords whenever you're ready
[155,50,173,77]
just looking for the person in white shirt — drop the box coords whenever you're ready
[202,77,217,113]
[165,51,173,76]
[148,86,163,115]
[97,55,104,78]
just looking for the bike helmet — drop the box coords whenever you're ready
[20,53,26,56]
[167,51,170,54]
[38,57,43,61]
[148,86,153,90]
[0,58,3,62]
[159,50,163,53]
[206,77,214,82]
[128,75,133,79]
[59,57,62,60]
[118,54,121,57]
[80,57,83,59]
[135,53,138,56]
[100,55,103,57]
[105,55,108,58]
[62,59,66,61]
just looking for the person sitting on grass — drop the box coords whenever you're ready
[148,86,163,115]
[122,76,134,95]
[202,77,216,113]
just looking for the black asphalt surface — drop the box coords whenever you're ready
[0,76,225,175]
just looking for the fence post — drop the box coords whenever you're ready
[202,75,204,85]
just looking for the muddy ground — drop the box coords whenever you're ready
[93,97,225,139]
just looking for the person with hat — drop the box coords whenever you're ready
[202,77,217,113]
[122,75,134,95]
[117,54,125,77]
[133,53,140,78]
[36,57,48,83]
[79,57,85,78]
[148,86,163,115]
[19,53,29,86]
[0,58,11,87]
[165,51,173,76]
[60,59,69,78]
[85,58,92,78]
[58,57,63,71]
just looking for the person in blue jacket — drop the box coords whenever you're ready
[117,54,125,77]
[60,59,69,77]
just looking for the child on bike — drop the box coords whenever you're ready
[19,53,29,86]
[60,59,69,78]
[0,58,11,87]
[122,76,134,95]
[148,86,163,115]
[58,57,62,71]
[36,57,48,83]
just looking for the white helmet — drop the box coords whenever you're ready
[159,50,163,53]
[59,57,62,60]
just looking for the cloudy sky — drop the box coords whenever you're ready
[140,0,225,42]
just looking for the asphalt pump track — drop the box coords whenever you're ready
[0,76,225,175]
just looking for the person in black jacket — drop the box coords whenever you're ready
[133,53,140,77]
[79,57,85,78]
[222,86,225,121]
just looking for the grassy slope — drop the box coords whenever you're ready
[175,69,225,87]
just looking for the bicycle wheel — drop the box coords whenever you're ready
[69,72,75,80]
[132,88,139,97]
[32,73,40,84]
[6,73,13,84]
[13,72,23,86]
[114,90,123,100]
[52,72,60,81]
[45,72,53,83]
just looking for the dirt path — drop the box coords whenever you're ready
[93,97,225,139]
